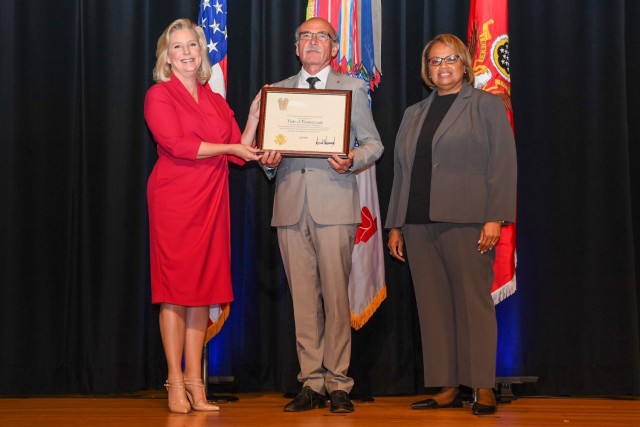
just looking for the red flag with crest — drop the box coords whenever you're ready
[468,0,517,303]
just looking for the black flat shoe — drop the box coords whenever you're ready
[284,386,327,412]
[411,392,462,410]
[329,390,355,413]
[472,401,497,415]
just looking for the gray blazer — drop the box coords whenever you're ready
[385,83,517,228]
[268,69,384,227]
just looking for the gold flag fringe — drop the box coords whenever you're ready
[306,0,316,19]
[350,283,387,330]
[204,303,231,344]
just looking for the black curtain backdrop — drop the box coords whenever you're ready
[1,0,638,396]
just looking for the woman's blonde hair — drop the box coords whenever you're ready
[421,34,474,90]
[152,18,212,84]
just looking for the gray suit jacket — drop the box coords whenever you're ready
[385,83,517,228]
[268,68,384,226]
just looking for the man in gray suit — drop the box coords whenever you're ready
[260,17,383,414]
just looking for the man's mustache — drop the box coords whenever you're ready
[304,45,323,53]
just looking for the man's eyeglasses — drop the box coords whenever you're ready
[298,31,336,43]
[428,54,460,66]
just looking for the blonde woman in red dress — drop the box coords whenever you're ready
[144,18,261,414]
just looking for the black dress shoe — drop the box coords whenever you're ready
[472,401,497,415]
[284,386,327,412]
[411,392,462,410]
[329,390,354,413]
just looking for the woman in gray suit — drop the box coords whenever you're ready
[385,34,516,416]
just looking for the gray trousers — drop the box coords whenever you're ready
[403,223,497,389]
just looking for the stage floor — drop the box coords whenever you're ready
[0,392,638,426]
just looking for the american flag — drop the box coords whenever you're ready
[199,0,228,97]
[198,0,230,343]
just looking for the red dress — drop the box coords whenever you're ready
[144,75,243,306]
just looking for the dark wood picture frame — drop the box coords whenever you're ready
[257,87,352,158]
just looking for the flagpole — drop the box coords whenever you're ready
[202,344,209,398]
[202,342,239,403]
[198,0,237,403]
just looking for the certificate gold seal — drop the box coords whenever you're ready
[274,134,286,145]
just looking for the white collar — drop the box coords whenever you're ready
[299,66,332,89]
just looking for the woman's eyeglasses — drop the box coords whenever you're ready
[428,54,460,66]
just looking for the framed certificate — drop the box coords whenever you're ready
[257,87,351,158]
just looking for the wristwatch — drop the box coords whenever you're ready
[497,220,510,226]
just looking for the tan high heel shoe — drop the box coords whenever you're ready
[184,378,220,411]
[164,379,191,414]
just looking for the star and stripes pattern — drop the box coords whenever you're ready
[199,0,228,98]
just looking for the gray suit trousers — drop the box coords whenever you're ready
[403,223,497,389]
